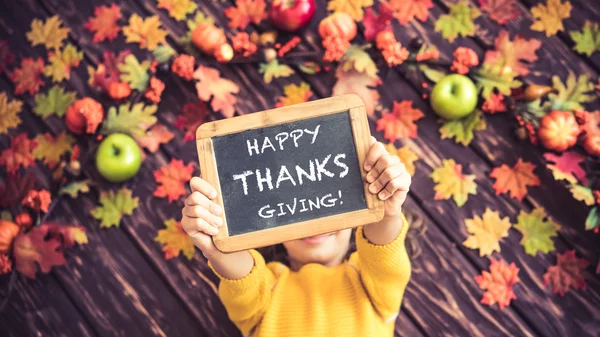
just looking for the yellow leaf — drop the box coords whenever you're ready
[530,0,572,37]
[384,143,418,176]
[340,45,379,80]
[26,16,70,50]
[32,132,75,167]
[327,0,374,21]
[155,218,195,260]
[44,44,83,82]
[463,209,511,257]
[430,159,477,207]
[0,92,23,135]
[569,184,595,206]
[276,82,313,107]
[157,0,198,21]
[123,14,167,51]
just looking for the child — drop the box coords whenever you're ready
[182,137,411,337]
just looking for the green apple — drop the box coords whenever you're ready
[96,133,142,183]
[430,74,478,120]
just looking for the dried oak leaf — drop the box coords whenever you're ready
[22,189,52,213]
[0,92,23,135]
[88,50,131,93]
[90,187,139,228]
[543,151,587,185]
[32,132,75,168]
[174,101,209,142]
[84,4,122,42]
[478,0,519,25]
[123,14,167,51]
[102,103,158,137]
[259,60,294,84]
[475,258,520,309]
[153,159,195,203]
[439,110,486,146]
[327,0,373,21]
[332,68,380,117]
[135,123,174,153]
[434,1,480,42]
[463,208,511,257]
[570,21,600,57]
[0,173,35,208]
[26,16,70,50]
[224,0,267,29]
[382,0,432,25]
[474,64,522,99]
[363,3,394,42]
[543,250,589,296]
[34,86,76,119]
[490,158,540,201]
[9,58,45,95]
[530,0,572,37]
[514,207,560,255]
[0,133,38,175]
[13,225,64,279]
[158,0,197,21]
[44,44,83,82]
[384,143,418,176]
[155,218,195,260]
[276,82,313,108]
[430,159,477,207]
[483,30,541,77]
[0,40,15,74]
[376,100,424,142]
[545,73,596,112]
[194,66,239,118]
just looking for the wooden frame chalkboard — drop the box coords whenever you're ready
[196,94,385,252]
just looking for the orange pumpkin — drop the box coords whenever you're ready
[0,220,20,254]
[318,12,356,41]
[65,98,104,135]
[192,22,227,55]
[538,111,580,152]
[583,133,600,156]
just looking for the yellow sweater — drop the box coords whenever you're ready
[209,221,411,337]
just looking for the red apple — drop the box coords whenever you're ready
[269,0,316,33]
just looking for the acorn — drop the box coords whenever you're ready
[260,31,278,46]
[67,160,81,176]
[408,37,424,52]
[524,84,553,102]
[215,44,234,62]
[263,48,277,63]
[515,127,527,140]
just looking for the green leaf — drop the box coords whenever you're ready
[102,103,158,137]
[340,45,378,80]
[90,187,139,228]
[434,1,480,42]
[33,86,76,118]
[474,64,522,99]
[569,184,595,206]
[298,62,319,75]
[570,20,600,57]
[439,109,486,146]
[118,54,150,91]
[420,65,446,83]
[544,72,596,112]
[514,207,560,256]
[60,180,92,198]
[152,44,175,64]
[259,60,294,84]
[585,207,599,231]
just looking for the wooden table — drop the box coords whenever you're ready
[0,0,599,336]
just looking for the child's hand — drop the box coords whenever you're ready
[363,137,411,217]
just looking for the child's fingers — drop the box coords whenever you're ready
[190,177,217,199]
[186,230,217,256]
[368,161,403,195]
[379,171,411,201]
[363,141,386,171]
[183,205,223,228]
[182,215,220,236]
[366,154,399,184]
[186,191,222,216]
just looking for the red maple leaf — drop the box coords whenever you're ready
[543,250,589,296]
[376,100,425,142]
[174,101,209,142]
[224,0,267,29]
[383,0,432,25]
[0,133,38,175]
[136,124,174,152]
[475,258,520,309]
[0,172,35,208]
[490,158,540,201]
[13,225,66,279]
[22,189,52,213]
[363,3,394,42]
[84,4,122,42]
[478,0,519,25]
[9,57,45,95]
[88,50,131,93]
[543,151,587,185]
[484,30,541,76]
[153,159,195,203]
[0,40,15,75]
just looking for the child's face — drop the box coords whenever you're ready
[283,229,352,268]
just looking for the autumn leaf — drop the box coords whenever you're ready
[174,102,209,142]
[530,0,572,37]
[0,173,35,208]
[118,54,151,91]
[224,0,267,29]
[276,82,313,107]
[439,109,486,146]
[102,103,158,137]
[475,258,520,309]
[340,45,379,80]
[478,0,519,25]
[45,223,88,248]
[135,124,174,153]
[22,189,51,213]
[13,225,64,278]
[376,101,424,142]
[33,132,75,168]
[44,44,83,82]
[363,3,394,42]
[490,158,540,201]
[514,207,560,255]
[544,250,589,296]
[333,68,380,117]
[483,30,541,77]
[0,92,23,135]
[570,21,600,56]
[383,0,432,25]
[194,66,239,118]
[0,40,15,75]
[91,187,139,228]
[259,60,294,84]
[84,4,122,43]
[543,151,587,184]
[157,0,197,21]
[430,159,477,207]
[474,64,522,99]
[155,218,195,260]
[434,1,480,42]
[26,16,70,50]
[123,14,167,51]
[327,0,373,21]
[569,184,595,206]
[9,58,45,95]
[88,51,130,93]
[384,143,418,176]
[585,207,599,232]
[152,44,176,64]
[34,86,76,119]
[59,180,92,198]
[0,133,38,175]
[153,159,195,203]
[545,73,596,112]
[463,209,511,257]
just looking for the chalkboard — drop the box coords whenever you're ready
[196,95,384,252]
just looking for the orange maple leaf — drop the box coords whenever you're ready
[543,250,589,296]
[490,158,540,201]
[478,0,519,25]
[135,123,174,152]
[9,57,45,95]
[224,0,267,29]
[153,159,195,203]
[483,30,541,76]
[84,4,122,43]
[155,218,195,260]
[13,225,65,279]
[376,100,424,142]
[475,258,520,309]
[382,0,432,25]
[174,101,209,142]
[194,66,239,118]
[0,133,38,174]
